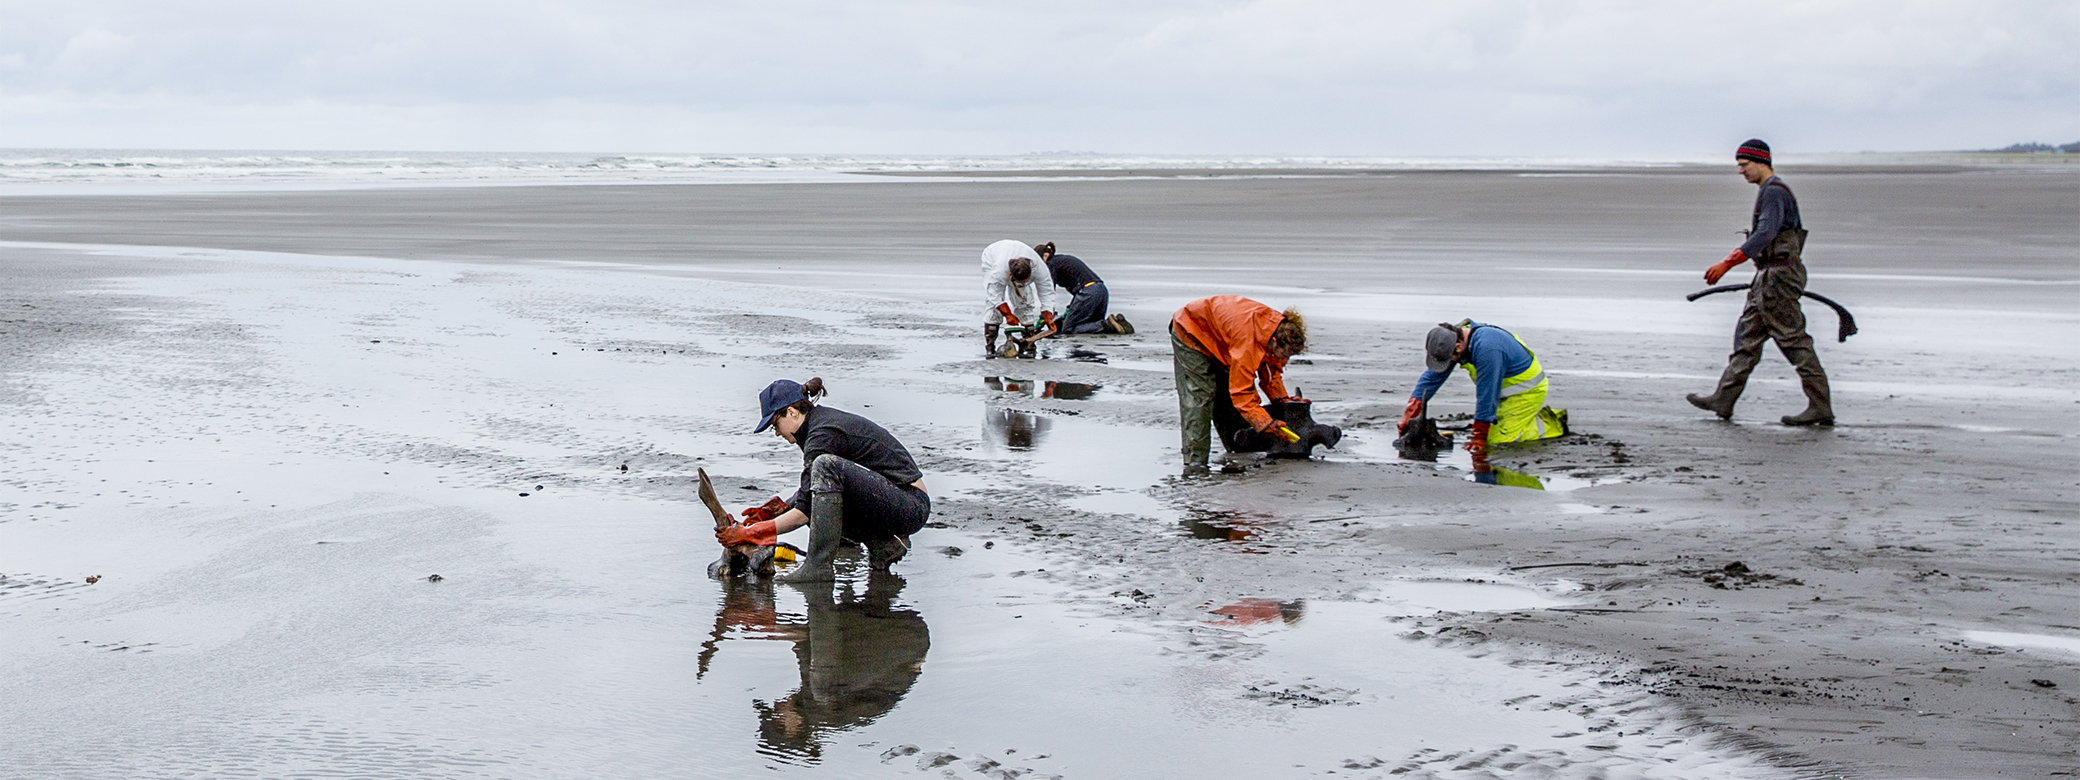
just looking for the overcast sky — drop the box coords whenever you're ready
[1,0,2072,157]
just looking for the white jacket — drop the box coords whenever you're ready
[980,239,1058,321]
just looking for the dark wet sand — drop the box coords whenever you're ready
[1,166,2075,778]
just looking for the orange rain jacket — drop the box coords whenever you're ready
[1170,295,1291,433]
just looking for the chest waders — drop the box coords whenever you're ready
[1461,328,1567,444]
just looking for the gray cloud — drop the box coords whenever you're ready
[0,0,2072,154]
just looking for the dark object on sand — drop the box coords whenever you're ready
[1226,397,1342,458]
[1687,284,1859,342]
[700,467,779,579]
[426,574,443,582]
[1392,400,1452,457]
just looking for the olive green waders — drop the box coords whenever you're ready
[1173,327,1226,469]
[1703,263,1833,423]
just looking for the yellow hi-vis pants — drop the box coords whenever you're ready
[1462,343,1568,444]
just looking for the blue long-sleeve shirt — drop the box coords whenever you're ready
[1410,322,1536,424]
[1737,176,1802,264]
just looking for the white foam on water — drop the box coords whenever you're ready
[0,150,1705,194]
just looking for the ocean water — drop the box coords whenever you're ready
[0,149,1699,193]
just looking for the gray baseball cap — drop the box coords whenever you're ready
[1424,324,1461,372]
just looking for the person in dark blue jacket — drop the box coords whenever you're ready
[1396,320,1567,473]
[716,377,929,583]
[1034,242,1133,335]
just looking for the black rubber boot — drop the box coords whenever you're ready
[867,535,910,572]
[1686,392,1735,420]
[776,492,844,583]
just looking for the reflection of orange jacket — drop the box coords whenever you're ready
[1171,296,1291,432]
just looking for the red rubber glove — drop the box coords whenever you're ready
[718,520,777,548]
[995,303,1021,327]
[1704,249,1746,284]
[1467,421,1492,472]
[1268,421,1302,444]
[740,497,789,524]
[1040,310,1058,331]
[1396,397,1424,434]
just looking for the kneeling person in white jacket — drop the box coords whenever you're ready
[981,239,1060,357]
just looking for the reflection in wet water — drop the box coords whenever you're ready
[1209,598,1306,625]
[700,574,930,765]
[1475,467,1546,489]
[1390,431,1612,492]
[1182,510,1269,545]
[984,376,1101,400]
[985,406,1050,450]
[983,377,1104,451]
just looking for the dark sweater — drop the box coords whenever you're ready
[1045,254,1103,292]
[787,405,923,509]
[1738,176,1803,264]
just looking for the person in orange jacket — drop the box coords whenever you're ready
[1170,295,1308,476]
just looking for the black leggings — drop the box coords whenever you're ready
[809,454,930,541]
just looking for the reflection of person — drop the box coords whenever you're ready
[1170,296,1308,477]
[981,240,1059,357]
[716,378,929,583]
[1687,139,1834,426]
[1474,466,1546,489]
[984,405,1049,450]
[1033,242,1132,335]
[1398,320,1567,474]
[705,574,931,763]
[1209,598,1304,625]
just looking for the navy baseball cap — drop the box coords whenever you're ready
[753,380,806,432]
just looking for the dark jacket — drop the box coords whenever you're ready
[1738,176,1803,265]
[1044,254,1103,292]
[786,405,922,510]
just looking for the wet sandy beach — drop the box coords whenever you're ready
[0,166,2074,778]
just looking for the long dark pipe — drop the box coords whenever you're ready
[1686,284,1859,342]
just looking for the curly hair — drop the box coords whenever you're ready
[1272,308,1307,355]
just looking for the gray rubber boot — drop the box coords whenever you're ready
[867,535,910,572]
[1685,392,1735,420]
[984,324,1000,358]
[775,492,844,583]
[1781,352,1835,426]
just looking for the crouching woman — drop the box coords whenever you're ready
[717,378,930,582]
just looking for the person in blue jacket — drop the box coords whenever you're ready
[1396,320,1567,473]
[1033,242,1133,335]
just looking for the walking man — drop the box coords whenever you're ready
[1687,139,1834,426]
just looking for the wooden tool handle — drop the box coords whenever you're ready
[696,468,735,531]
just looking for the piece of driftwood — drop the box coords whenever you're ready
[701,468,778,579]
